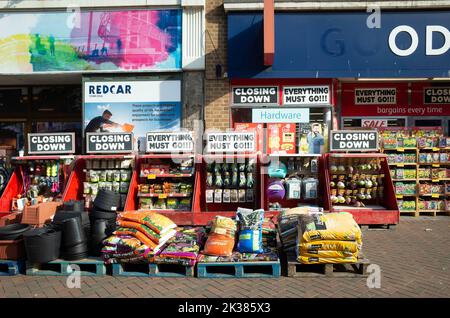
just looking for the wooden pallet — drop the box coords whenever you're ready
[0,259,25,276]
[26,258,106,276]
[286,254,370,278]
[360,224,397,230]
[197,260,280,278]
[112,262,195,277]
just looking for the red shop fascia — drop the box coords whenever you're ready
[341,81,450,131]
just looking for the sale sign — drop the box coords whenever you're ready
[361,119,388,128]
[283,85,330,105]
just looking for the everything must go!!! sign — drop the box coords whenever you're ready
[330,130,379,152]
[146,132,194,153]
[28,133,75,154]
[206,132,256,153]
[86,132,134,153]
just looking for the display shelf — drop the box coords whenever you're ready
[139,173,194,178]
[62,155,134,211]
[124,154,196,224]
[395,194,416,198]
[137,193,191,198]
[418,162,450,165]
[388,163,417,166]
[419,194,445,197]
[383,147,417,151]
[323,153,399,225]
[392,179,416,182]
[11,155,75,161]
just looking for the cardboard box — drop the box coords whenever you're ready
[21,201,62,225]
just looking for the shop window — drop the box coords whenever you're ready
[0,88,27,114]
[32,121,82,153]
[0,122,25,156]
[232,107,330,154]
[32,86,81,113]
[343,118,406,128]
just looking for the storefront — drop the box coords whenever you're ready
[0,3,205,159]
[226,9,450,128]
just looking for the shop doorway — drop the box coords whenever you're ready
[0,82,82,159]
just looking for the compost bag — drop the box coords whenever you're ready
[297,212,362,243]
[202,216,236,257]
[118,211,176,235]
[236,208,264,253]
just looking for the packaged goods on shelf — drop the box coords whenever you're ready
[328,157,384,208]
[296,212,362,264]
[398,200,416,211]
[265,156,320,212]
[395,182,416,195]
[137,158,195,211]
[10,160,65,211]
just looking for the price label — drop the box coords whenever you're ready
[396,194,403,199]
[158,194,167,199]
[397,148,405,152]
[432,147,439,151]
[397,163,404,167]
[147,174,156,180]
[431,194,440,198]
[432,164,440,168]
[432,179,440,183]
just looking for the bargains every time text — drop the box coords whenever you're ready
[376,106,443,115]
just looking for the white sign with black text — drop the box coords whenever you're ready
[354,88,397,105]
[28,133,75,155]
[146,132,194,153]
[283,85,330,105]
[330,130,379,152]
[86,132,134,153]
[206,132,256,153]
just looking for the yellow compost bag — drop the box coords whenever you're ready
[299,249,357,259]
[298,255,358,264]
[298,240,361,253]
[297,212,362,243]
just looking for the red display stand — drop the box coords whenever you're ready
[124,154,197,225]
[323,153,399,225]
[62,154,135,210]
[191,153,270,225]
[260,154,326,214]
[0,155,74,215]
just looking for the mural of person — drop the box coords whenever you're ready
[116,38,122,53]
[306,123,325,154]
[48,35,55,56]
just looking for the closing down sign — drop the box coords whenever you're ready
[330,130,379,152]
[28,133,75,154]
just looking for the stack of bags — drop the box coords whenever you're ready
[278,207,323,254]
[101,211,177,264]
[154,227,206,266]
[262,217,277,248]
[296,212,362,264]
[202,216,237,257]
[102,235,153,264]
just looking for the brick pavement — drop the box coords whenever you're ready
[0,217,449,298]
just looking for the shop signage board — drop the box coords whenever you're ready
[355,88,396,105]
[361,119,388,128]
[146,132,194,153]
[283,86,330,105]
[232,86,279,106]
[86,132,133,154]
[330,130,379,152]
[206,132,256,153]
[423,87,450,104]
[228,11,450,78]
[252,108,309,123]
[83,79,181,152]
[28,133,75,155]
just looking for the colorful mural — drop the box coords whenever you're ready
[0,9,181,73]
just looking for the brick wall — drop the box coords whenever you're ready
[205,0,230,130]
